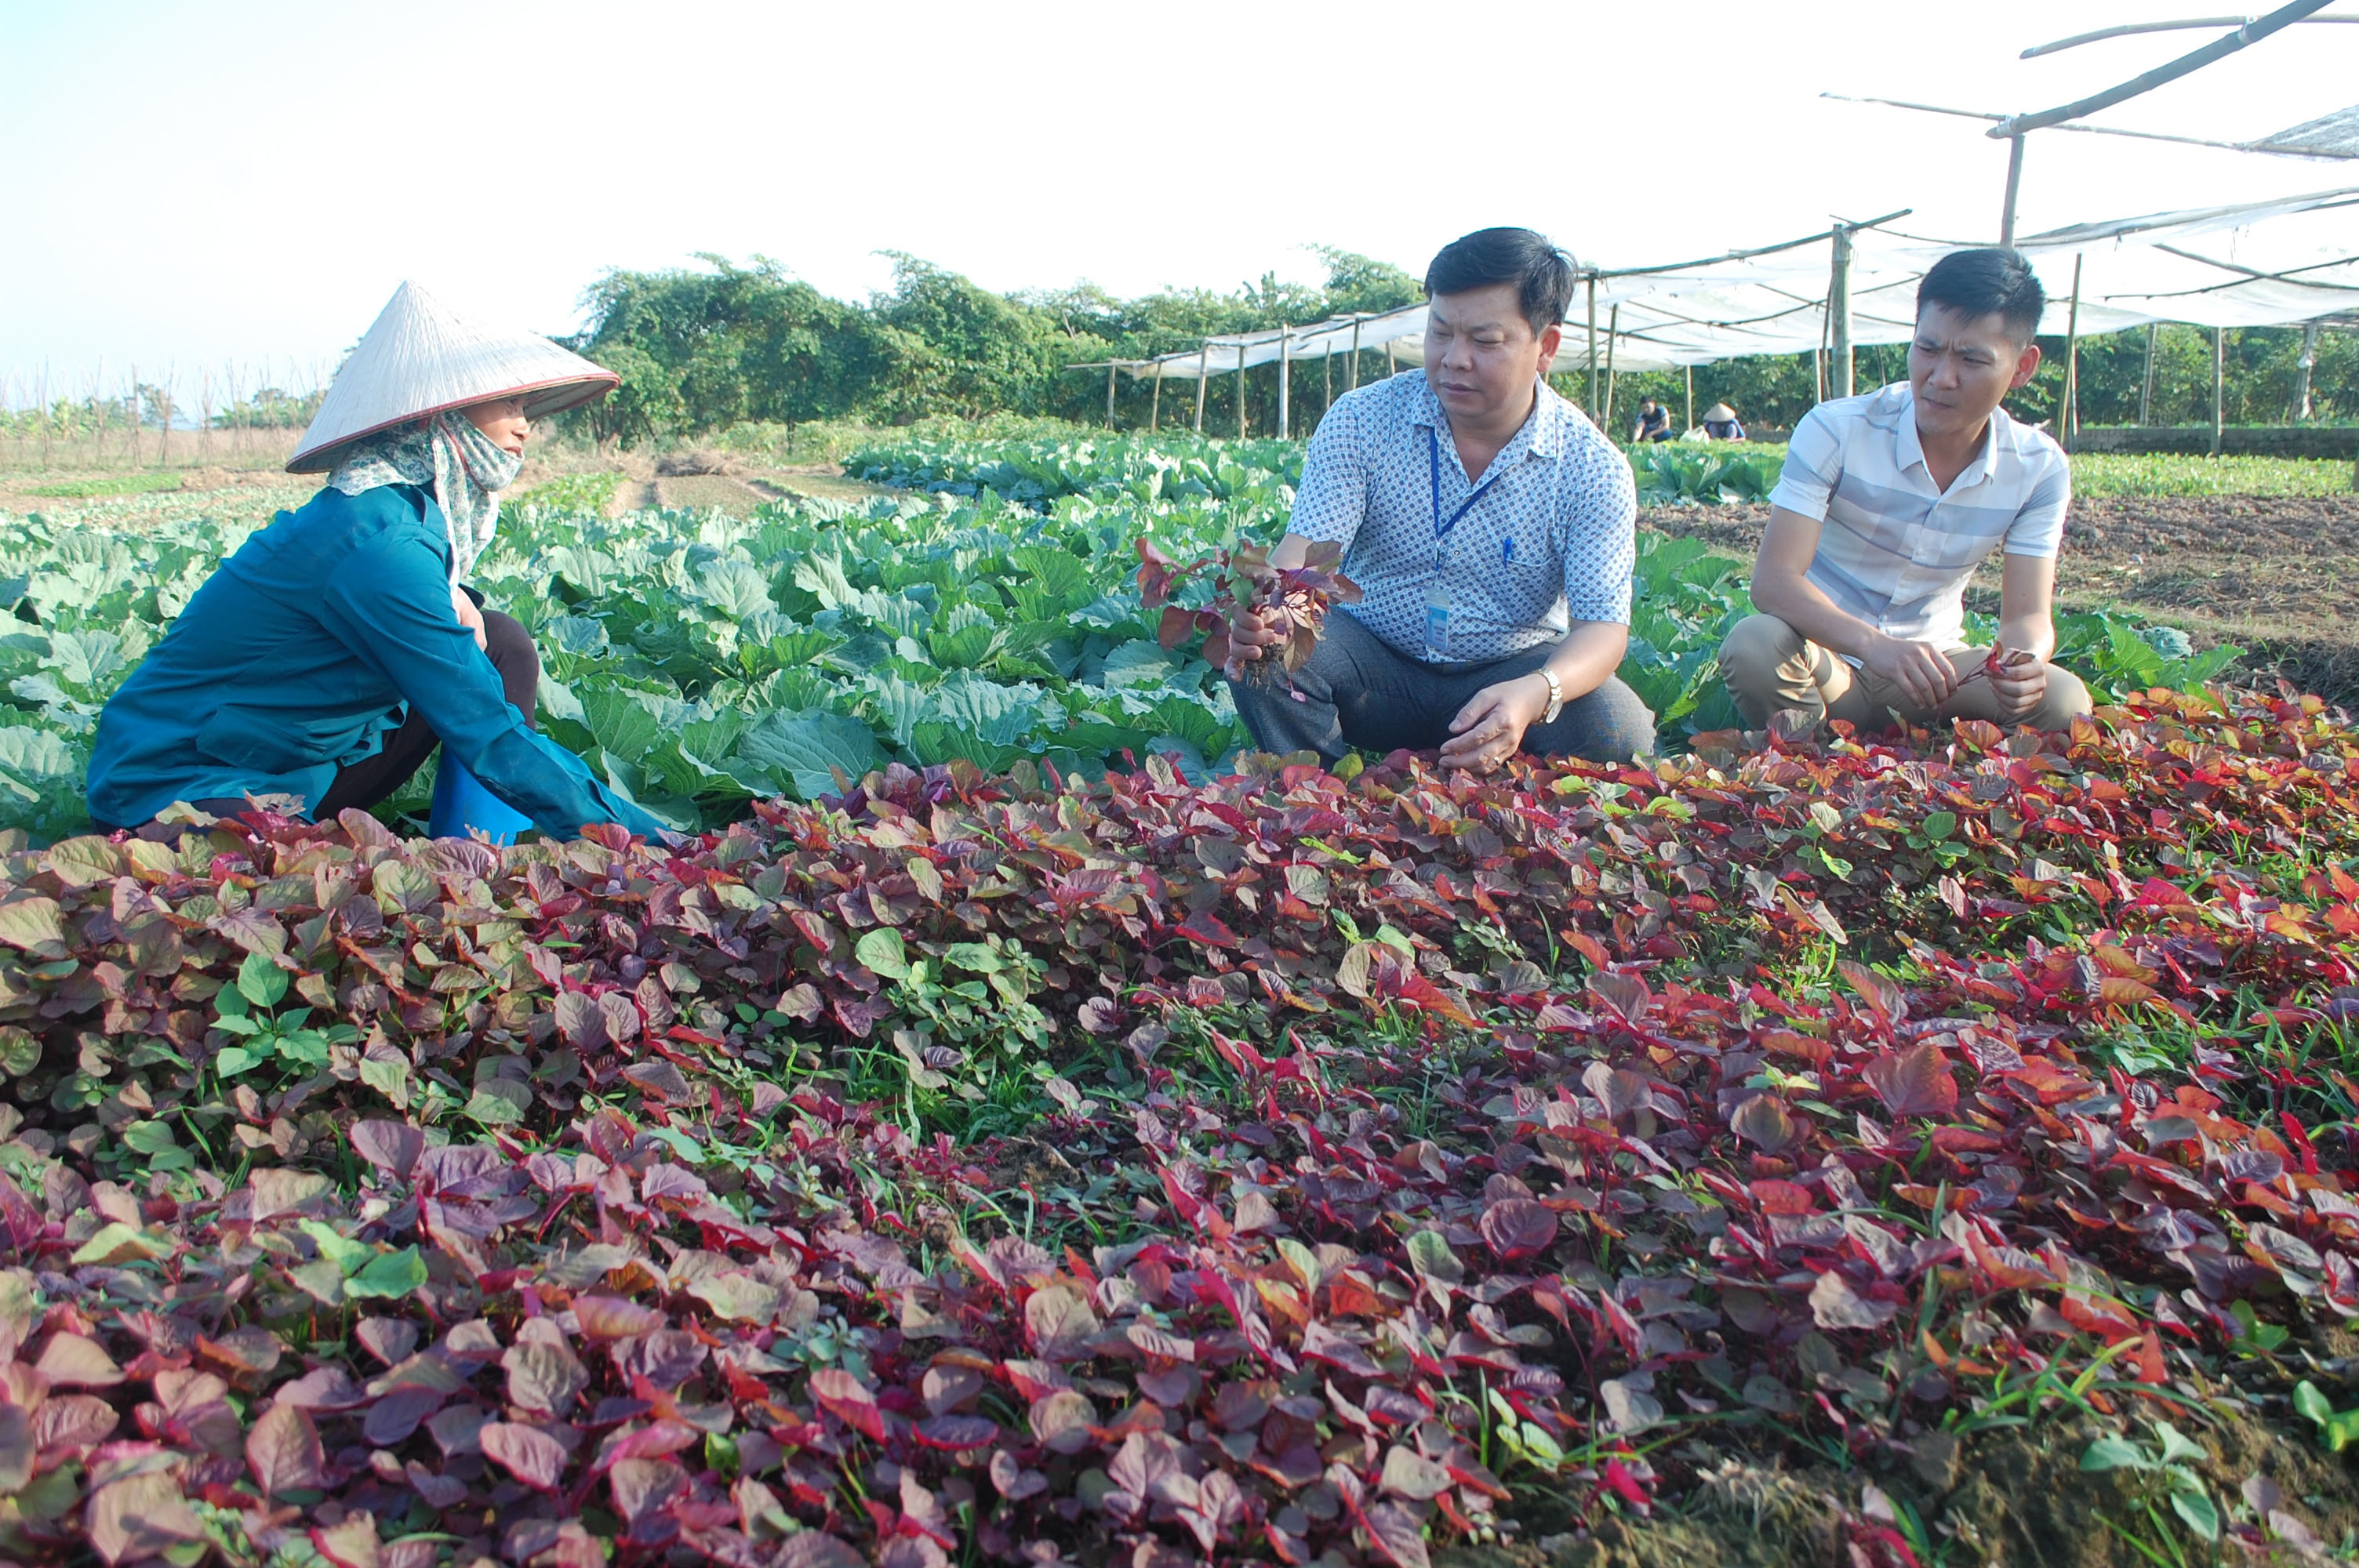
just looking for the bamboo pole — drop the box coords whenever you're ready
[1149,361,1163,432]
[1104,363,1117,428]
[2211,325,2225,456]
[1349,318,1362,390]
[1999,135,2025,246]
[1194,346,1209,433]
[1684,365,1694,433]
[1387,342,1398,375]
[1277,326,1291,439]
[2061,255,2083,449]
[2297,319,2318,420]
[1602,306,1620,434]
[2139,322,2157,425]
[1584,274,1599,415]
[1829,224,1855,398]
[1238,342,1249,440]
[1322,343,1332,415]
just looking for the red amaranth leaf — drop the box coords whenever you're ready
[1478,1198,1558,1263]
[245,1403,325,1496]
[1810,1269,1901,1330]
[809,1367,887,1441]
[1729,1094,1801,1152]
[572,1295,666,1341]
[479,1421,568,1490]
[1863,1043,1959,1119]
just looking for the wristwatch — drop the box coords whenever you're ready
[1537,667,1565,725]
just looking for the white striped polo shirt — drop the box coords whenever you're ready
[1768,382,2070,651]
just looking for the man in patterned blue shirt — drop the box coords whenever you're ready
[1225,227,1655,771]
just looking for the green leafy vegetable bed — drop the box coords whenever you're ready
[0,688,2355,1565]
[2,434,2234,845]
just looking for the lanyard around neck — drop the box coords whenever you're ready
[1427,426,1503,553]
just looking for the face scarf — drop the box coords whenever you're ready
[327,412,524,584]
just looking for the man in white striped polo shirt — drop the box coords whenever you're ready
[1718,248,2092,733]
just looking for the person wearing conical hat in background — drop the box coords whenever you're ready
[85,282,672,844]
[1700,404,1746,441]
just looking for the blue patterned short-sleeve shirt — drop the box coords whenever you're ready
[1288,370,1635,664]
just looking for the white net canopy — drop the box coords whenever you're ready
[1123,187,2359,382]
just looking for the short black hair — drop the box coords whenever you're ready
[1425,227,1576,336]
[1917,248,2045,343]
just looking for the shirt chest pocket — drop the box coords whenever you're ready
[194,706,378,774]
[1912,522,1998,572]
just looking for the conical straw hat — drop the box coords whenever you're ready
[288,281,619,473]
[1703,403,1737,422]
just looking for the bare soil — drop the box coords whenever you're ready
[1643,495,2359,708]
[602,466,889,517]
[1441,1399,2359,1567]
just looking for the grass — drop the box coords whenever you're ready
[511,470,622,512]
[2067,452,2356,499]
[24,471,185,498]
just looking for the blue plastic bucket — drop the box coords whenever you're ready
[427,755,532,845]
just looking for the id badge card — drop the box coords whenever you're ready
[1423,577,1451,661]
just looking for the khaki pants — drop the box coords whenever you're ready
[1717,613,2092,733]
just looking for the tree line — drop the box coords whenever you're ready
[564,250,2351,447]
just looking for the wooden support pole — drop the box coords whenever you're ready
[2061,254,2083,450]
[1829,224,1855,398]
[1387,342,1398,376]
[1194,346,1209,433]
[1105,363,1118,428]
[2139,322,2157,426]
[1349,318,1362,390]
[1238,342,1249,440]
[1149,361,1163,432]
[1602,305,1620,435]
[1584,274,1599,415]
[1322,343,1332,415]
[1684,365,1694,433]
[1277,326,1291,439]
[2211,325,2226,457]
[1999,135,2025,247]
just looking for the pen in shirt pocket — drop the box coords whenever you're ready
[1501,535,1517,565]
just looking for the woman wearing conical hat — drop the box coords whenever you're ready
[86,283,669,843]
[1700,403,1746,441]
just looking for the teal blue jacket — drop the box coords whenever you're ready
[86,481,666,840]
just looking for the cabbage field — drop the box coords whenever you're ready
[0,434,2250,846]
[0,432,2350,1568]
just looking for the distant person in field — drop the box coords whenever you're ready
[1717,247,2092,733]
[86,282,671,843]
[1223,226,1654,771]
[1630,396,1674,442]
[1701,403,1746,441]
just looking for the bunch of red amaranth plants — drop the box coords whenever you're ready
[0,686,2351,1564]
[1136,537,1361,690]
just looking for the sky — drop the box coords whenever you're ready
[4,0,2357,401]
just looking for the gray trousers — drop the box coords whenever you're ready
[1227,610,1656,766]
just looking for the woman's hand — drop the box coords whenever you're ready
[451,584,488,651]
